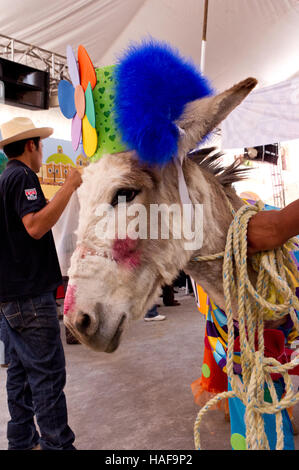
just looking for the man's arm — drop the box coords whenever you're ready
[22,168,82,240]
[247,199,299,255]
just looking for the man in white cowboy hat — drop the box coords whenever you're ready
[0,117,82,450]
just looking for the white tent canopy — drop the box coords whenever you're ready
[0,0,299,92]
[0,0,299,148]
[222,74,299,148]
[1,0,299,269]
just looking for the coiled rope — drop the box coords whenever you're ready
[192,198,299,450]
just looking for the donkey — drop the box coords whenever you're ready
[63,77,257,352]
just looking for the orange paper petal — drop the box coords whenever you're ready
[78,45,97,92]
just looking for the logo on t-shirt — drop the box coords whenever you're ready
[25,188,38,201]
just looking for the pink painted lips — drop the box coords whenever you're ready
[112,237,141,269]
[64,284,76,316]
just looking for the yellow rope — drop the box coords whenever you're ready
[193,200,299,450]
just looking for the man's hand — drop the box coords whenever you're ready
[247,210,281,255]
[64,168,82,191]
[247,198,299,256]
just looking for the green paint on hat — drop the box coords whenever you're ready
[91,65,127,162]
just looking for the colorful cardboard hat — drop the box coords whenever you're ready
[58,39,213,164]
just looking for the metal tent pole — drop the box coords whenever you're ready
[200,0,209,73]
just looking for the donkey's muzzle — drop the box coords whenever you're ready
[105,313,127,353]
[68,305,127,353]
[75,311,99,337]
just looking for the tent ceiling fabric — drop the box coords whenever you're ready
[222,75,299,149]
[0,0,298,92]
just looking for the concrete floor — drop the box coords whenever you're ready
[0,292,299,451]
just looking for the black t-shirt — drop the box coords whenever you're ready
[0,159,62,301]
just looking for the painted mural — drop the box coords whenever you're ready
[38,138,89,185]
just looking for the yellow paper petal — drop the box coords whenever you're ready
[82,115,97,157]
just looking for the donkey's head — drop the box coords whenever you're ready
[64,77,257,352]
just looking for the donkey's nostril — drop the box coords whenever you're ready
[75,312,92,334]
[73,304,102,337]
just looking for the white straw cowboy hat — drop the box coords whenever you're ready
[0,117,53,149]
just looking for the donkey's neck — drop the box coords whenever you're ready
[183,158,244,311]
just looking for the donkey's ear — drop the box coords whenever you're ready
[175,77,257,157]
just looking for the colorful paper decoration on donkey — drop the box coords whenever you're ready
[58,39,213,163]
[91,65,127,161]
[114,39,214,166]
[58,45,98,157]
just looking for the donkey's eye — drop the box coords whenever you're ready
[111,188,141,206]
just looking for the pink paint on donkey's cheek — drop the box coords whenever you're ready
[64,285,77,316]
[112,237,141,270]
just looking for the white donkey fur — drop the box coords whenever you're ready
[64,77,257,353]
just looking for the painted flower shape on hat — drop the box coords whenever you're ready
[58,45,98,157]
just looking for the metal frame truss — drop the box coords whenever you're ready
[270,144,286,208]
[0,34,69,100]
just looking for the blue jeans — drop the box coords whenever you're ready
[0,292,75,450]
[0,313,10,364]
[145,304,159,318]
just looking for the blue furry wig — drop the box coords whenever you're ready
[114,39,214,166]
